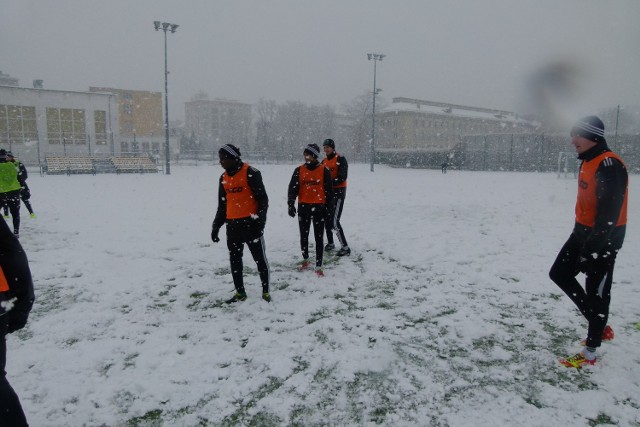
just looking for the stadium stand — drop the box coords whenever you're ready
[44,154,159,175]
[111,156,158,174]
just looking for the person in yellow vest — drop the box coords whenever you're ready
[5,152,35,219]
[0,149,21,238]
[549,116,628,368]
[321,139,351,257]
[288,144,334,276]
[1,215,35,426]
[211,145,271,303]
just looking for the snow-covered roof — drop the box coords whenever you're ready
[382,97,530,124]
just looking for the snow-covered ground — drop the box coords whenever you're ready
[7,163,640,426]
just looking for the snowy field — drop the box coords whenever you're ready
[7,163,640,426]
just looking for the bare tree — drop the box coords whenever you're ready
[340,92,373,162]
[255,98,278,151]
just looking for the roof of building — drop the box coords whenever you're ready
[0,84,114,97]
[382,97,533,125]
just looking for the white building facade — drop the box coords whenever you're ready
[0,85,119,166]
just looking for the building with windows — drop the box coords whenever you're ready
[184,97,252,155]
[0,85,119,166]
[378,97,536,152]
[89,87,166,156]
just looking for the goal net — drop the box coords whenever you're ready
[557,152,578,179]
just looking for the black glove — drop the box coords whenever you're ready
[288,205,296,218]
[211,228,220,243]
[6,298,34,334]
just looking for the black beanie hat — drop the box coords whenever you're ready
[219,144,241,159]
[570,116,606,144]
[322,138,335,149]
[303,143,321,159]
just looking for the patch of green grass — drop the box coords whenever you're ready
[124,352,139,369]
[314,330,328,344]
[472,336,496,351]
[292,356,309,374]
[587,412,618,426]
[220,377,285,426]
[127,409,163,426]
[187,291,218,310]
[64,337,79,347]
[334,294,360,312]
[307,308,329,324]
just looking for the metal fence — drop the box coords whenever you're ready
[378,133,640,173]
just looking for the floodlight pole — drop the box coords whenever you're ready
[367,53,385,172]
[154,21,179,175]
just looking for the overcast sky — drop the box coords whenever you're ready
[1,0,639,121]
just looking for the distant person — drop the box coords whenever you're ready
[321,138,351,257]
[549,116,628,368]
[0,150,21,238]
[288,144,334,276]
[4,153,35,219]
[441,161,448,174]
[0,216,35,426]
[211,144,271,303]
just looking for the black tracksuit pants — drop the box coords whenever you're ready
[0,316,29,426]
[0,191,20,234]
[298,203,325,267]
[227,236,270,295]
[325,187,348,248]
[549,233,616,348]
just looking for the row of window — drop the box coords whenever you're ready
[0,105,108,146]
[383,116,483,132]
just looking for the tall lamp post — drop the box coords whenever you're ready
[154,21,179,175]
[367,53,385,172]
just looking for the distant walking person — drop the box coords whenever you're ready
[0,150,21,238]
[1,216,35,426]
[549,116,628,368]
[441,161,448,174]
[321,139,351,256]
[288,144,334,276]
[4,152,35,219]
[211,144,271,303]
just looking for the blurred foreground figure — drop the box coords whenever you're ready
[211,145,271,303]
[1,216,35,425]
[549,116,628,368]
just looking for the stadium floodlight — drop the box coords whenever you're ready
[153,21,179,174]
[367,53,385,172]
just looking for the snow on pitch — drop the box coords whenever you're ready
[8,163,640,426]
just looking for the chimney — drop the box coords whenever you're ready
[33,79,44,89]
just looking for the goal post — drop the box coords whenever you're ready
[557,151,578,179]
